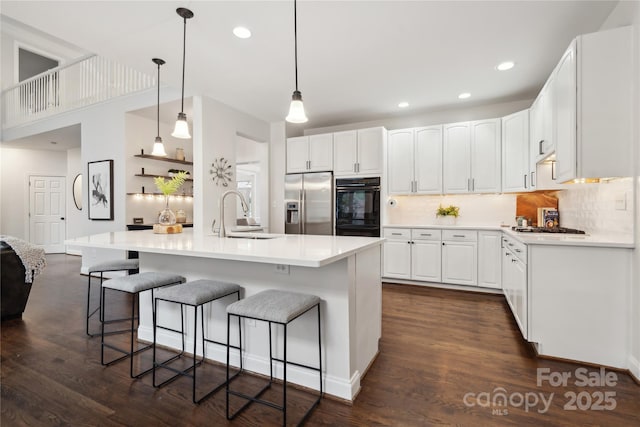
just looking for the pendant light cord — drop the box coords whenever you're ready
[180,15,187,113]
[294,0,299,91]
[156,62,161,137]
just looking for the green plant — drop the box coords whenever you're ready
[154,171,188,196]
[436,204,460,218]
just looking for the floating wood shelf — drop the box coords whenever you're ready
[134,173,193,182]
[134,154,193,165]
[126,193,193,197]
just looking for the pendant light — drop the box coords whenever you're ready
[172,7,194,139]
[285,0,308,123]
[151,58,167,157]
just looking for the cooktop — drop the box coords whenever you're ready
[512,226,586,234]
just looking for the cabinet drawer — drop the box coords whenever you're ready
[442,230,477,242]
[503,235,527,262]
[411,229,442,241]
[383,228,410,240]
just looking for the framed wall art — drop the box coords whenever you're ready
[88,159,114,220]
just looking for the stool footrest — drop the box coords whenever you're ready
[227,381,274,420]
[271,357,321,373]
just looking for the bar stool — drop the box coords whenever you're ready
[152,279,242,403]
[101,272,185,378]
[226,289,322,426]
[86,259,139,337]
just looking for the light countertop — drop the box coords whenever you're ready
[383,224,634,248]
[65,229,384,267]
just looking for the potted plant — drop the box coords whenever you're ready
[154,171,188,225]
[436,204,460,225]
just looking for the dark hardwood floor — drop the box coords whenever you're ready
[2,254,638,426]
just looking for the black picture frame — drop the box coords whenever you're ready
[88,160,114,220]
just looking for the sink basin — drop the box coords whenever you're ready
[226,232,281,240]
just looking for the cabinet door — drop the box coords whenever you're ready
[502,110,530,192]
[286,136,309,173]
[415,126,442,194]
[512,257,528,339]
[333,131,358,176]
[357,128,383,175]
[478,231,502,289]
[538,77,555,161]
[443,122,471,193]
[383,240,411,279]
[412,240,441,282]
[470,119,501,193]
[441,241,477,286]
[387,129,414,194]
[308,133,333,172]
[554,41,577,184]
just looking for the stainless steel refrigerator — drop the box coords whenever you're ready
[284,172,333,235]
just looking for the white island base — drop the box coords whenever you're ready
[135,245,381,402]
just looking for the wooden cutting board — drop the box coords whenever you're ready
[153,224,183,234]
[516,193,558,226]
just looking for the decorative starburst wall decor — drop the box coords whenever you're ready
[210,157,233,187]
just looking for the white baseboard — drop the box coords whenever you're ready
[628,354,640,382]
[138,325,359,401]
[66,248,82,256]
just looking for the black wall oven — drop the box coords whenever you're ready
[335,177,381,237]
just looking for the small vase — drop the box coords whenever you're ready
[158,196,176,225]
[437,215,457,226]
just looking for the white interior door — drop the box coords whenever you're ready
[29,175,66,253]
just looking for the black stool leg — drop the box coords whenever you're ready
[192,304,198,403]
[283,323,287,427]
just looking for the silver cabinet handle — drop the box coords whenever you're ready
[515,249,522,253]
[467,178,471,191]
[531,171,536,187]
[391,232,402,236]
[357,162,360,173]
[524,174,528,189]
[471,178,475,192]
[539,140,544,155]
[505,252,511,257]
[508,243,514,246]
[452,234,466,238]
[420,233,432,236]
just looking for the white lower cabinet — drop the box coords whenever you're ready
[502,235,528,340]
[478,231,502,289]
[441,230,477,286]
[383,228,441,281]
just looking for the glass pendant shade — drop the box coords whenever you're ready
[172,112,191,139]
[286,90,308,123]
[152,136,167,156]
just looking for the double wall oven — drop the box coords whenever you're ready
[335,177,381,237]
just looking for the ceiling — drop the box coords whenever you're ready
[1,124,81,151]
[1,1,618,130]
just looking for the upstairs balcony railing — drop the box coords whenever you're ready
[2,54,155,129]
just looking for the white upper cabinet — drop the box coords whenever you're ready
[530,76,555,164]
[443,119,500,194]
[387,126,442,195]
[554,26,632,183]
[470,119,501,193]
[443,122,471,193]
[286,133,333,173]
[334,127,384,176]
[502,110,530,192]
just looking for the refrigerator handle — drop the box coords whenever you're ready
[300,189,305,234]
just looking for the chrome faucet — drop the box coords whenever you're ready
[219,190,249,238]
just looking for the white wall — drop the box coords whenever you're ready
[599,1,640,380]
[192,96,270,235]
[302,99,533,136]
[0,15,87,91]
[0,147,67,238]
[269,122,286,234]
[65,147,86,247]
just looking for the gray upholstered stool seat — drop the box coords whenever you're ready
[88,259,139,273]
[100,271,184,379]
[226,289,323,426]
[155,279,240,306]
[85,259,140,337]
[103,272,185,293]
[226,289,320,323]
[153,279,241,404]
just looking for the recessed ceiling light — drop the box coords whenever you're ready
[398,102,409,108]
[458,92,471,99]
[233,26,252,39]
[496,61,515,71]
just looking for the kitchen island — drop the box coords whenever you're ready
[66,229,383,401]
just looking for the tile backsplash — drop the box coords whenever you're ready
[384,193,517,226]
[557,177,634,235]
